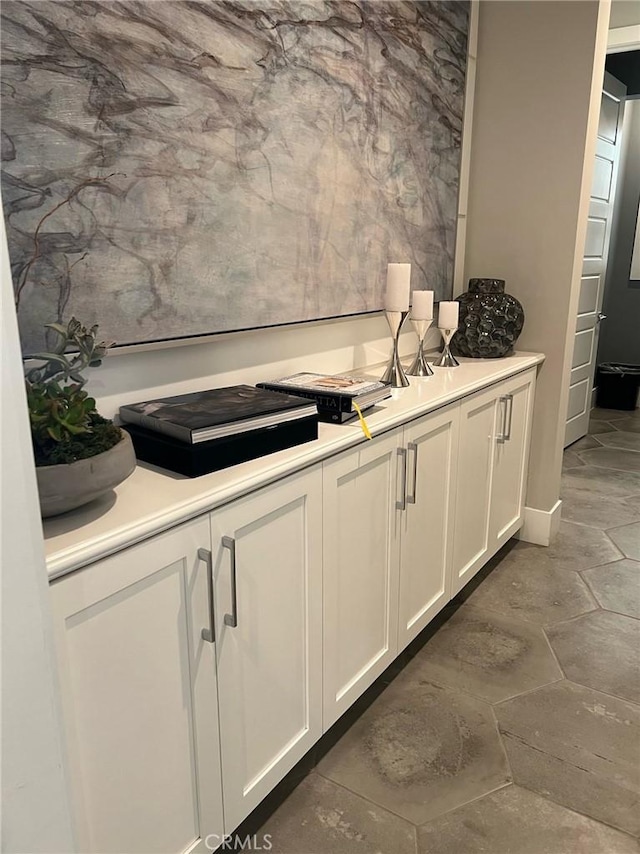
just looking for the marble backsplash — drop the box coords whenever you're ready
[1,1,468,351]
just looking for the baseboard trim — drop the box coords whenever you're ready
[517,500,562,546]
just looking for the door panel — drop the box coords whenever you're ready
[577,274,601,315]
[398,404,459,650]
[599,88,622,142]
[323,430,401,729]
[212,467,322,833]
[50,518,223,854]
[451,387,498,595]
[567,378,590,421]
[584,217,606,257]
[591,155,613,201]
[490,372,535,546]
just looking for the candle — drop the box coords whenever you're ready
[438,301,459,330]
[384,263,411,312]
[411,290,434,320]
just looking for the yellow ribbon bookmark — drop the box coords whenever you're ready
[353,402,372,440]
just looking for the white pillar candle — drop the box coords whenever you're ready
[411,290,434,320]
[384,263,411,312]
[438,301,459,330]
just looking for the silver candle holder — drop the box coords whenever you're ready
[407,318,434,377]
[433,327,460,368]
[381,310,410,387]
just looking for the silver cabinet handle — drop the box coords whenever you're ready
[407,442,418,504]
[504,394,514,441]
[396,447,407,511]
[222,536,238,628]
[198,548,216,644]
[597,312,607,323]
[496,396,508,444]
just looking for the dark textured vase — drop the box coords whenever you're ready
[453,278,525,358]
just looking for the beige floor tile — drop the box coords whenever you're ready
[417,784,640,854]
[316,679,509,826]
[578,447,640,473]
[495,681,640,837]
[607,521,640,560]
[561,466,640,499]
[588,419,619,434]
[596,431,640,452]
[569,434,603,452]
[404,605,563,703]
[546,611,640,704]
[463,547,597,625]
[591,408,634,422]
[613,416,640,434]
[563,449,584,470]
[261,773,417,854]
[582,559,640,619]
[519,521,622,571]
[560,487,640,529]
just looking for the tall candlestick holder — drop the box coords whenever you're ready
[381,310,410,387]
[407,318,434,376]
[433,327,460,368]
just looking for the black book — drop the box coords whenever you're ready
[119,385,317,445]
[123,416,318,478]
[318,405,375,424]
[257,372,391,414]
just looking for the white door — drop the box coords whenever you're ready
[490,370,536,548]
[565,71,626,446]
[451,385,499,596]
[211,466,323,833]
[397,404,459,651]
[50,518,224,854]
[322,429,402,730]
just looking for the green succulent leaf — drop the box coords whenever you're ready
[24,317,114,450]
[30,352,69,366]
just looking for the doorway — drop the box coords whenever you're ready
[564,43,640,447]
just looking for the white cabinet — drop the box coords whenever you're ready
[50,464,323,851]
[397,403,459,650]
[49,518,224,854]
[490,371,535,547]
[210,466,323,832]
[48,363,538,849]
[451,369,535,595]
[323,402,460,726]
[322,430,402,730]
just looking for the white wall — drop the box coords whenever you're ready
[89,314,442,420]
[464,0,610,515]
[1,220,75,852]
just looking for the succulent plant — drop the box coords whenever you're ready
[24,318,121,465]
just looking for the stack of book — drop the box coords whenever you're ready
[119,385,318,477]
[257,372,391,423]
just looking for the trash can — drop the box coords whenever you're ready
[595,363,640,411]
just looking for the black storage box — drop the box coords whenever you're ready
[123,415,318,477]
[595,363,640,411]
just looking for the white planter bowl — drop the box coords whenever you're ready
[36,430,136,518]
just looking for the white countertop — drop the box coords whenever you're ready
[44,352,544,580]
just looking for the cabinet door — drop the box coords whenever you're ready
[451,386,499,596]
[398,404,459,650]
[490,370,536,548]
[211,466,322,833]
[50,518,223,854]
[323,429,402,730]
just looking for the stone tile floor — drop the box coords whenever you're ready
[258,408,640,854]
